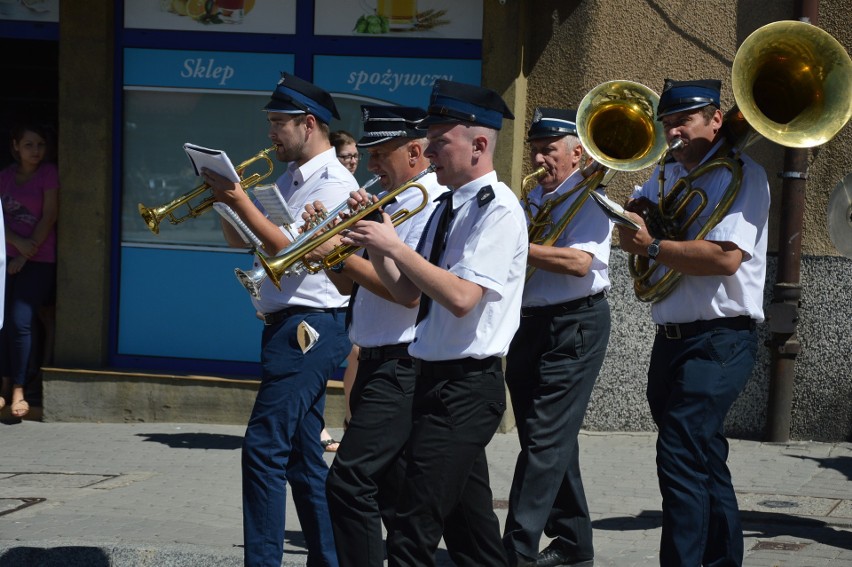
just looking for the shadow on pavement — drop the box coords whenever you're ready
[135,432,243,450]
[0,546,110,567]
[792,453,852,481]
[743,511,852,552]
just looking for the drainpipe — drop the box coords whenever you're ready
[764,0,818,442]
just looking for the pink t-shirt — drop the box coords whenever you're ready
[1,162,59,263]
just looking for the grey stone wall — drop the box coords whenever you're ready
[585,251,852,442]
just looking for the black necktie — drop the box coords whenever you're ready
[416,193,453,324]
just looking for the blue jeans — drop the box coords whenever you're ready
[1,260,56,386]
[242,310,351,567]
[646,327,758,567]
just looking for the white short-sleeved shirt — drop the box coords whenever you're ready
[632,139,770,324]
[409,171,529,361]
[349,171,448,347]
[247,147,359,314]
[522,168,614,307]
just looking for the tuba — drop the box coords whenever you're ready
[236,166,433,297]
[629,20,852,303]
[522,80,668,281]
[138,145,277,234]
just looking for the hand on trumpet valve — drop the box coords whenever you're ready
[301,201,334,233]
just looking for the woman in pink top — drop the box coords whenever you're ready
[0,123,59,418]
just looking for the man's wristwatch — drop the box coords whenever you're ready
[647,238,661,260]
[329,260,346,273]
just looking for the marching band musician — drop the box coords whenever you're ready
[618,79,770,566]
[340,80,527,566]
[301,105,448,567]
[502,108,613,567]
[202,72,357,567]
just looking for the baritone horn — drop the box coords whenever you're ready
[138,145,277,234]
[239,166,434,295]
[629,20,852,303]
[522,80,667,281]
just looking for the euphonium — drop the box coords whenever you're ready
[522,80,667,281]
[629,20,852,303]
[138,145,277,234]
[237,166,434,296]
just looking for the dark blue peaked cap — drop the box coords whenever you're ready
[264,72,340,125]
[421,80,514,130]
[357,105,427,148]
[657,79,721,120]
[527,107,578,141]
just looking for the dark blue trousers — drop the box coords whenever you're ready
[326,355,416,567]
[503,297,610,562]
[242,310,351,567]
[646,326,758,567]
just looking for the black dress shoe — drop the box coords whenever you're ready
[535,542,594,567]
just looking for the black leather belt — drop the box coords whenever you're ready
[656,316,756,339]
[521,291,607,318]
[359,343,412,361]
[263,306,343,326]
[416,356,501,379]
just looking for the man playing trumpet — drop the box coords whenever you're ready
[301,105,447,567]
[202,72,357,567]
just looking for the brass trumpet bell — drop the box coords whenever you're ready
[577,80,668,172]
[732,20,852,148]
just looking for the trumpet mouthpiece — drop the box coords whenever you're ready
[669,138,685,151]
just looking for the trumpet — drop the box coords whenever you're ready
[522,80,667,281]
[234,174,382,300]
[138,145,277,234]
[236,166,434,297]
[629,20,852,303]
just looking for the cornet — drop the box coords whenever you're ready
[235,166,434,297]
[138,145,277,234]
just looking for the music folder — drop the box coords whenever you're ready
[589,189,642,231]
[183,143,240,183]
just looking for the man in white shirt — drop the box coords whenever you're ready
[341,80,528,567]
[619,79,770,567]
[303,104,447,567]
[203,72,358,567]
[503,108,613,567]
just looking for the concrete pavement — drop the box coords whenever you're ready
[1,420,850,566]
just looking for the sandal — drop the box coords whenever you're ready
[321,438,339,453]
[11,399,29,418]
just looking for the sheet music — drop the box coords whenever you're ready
[589,189,642,231]
[253,183,296,228]
[212,202,264,249]
[183,143,240,183]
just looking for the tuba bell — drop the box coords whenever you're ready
[138,145,277,234]
[629,20,852,303]
[522,80,667,281]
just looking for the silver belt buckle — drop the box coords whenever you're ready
[664,324,682,339]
